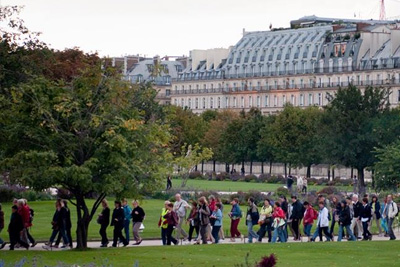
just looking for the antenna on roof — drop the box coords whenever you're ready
[379,0,386,20]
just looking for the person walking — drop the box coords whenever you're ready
[302,177,308,194]
[122,199,132,243]
[111,200,128,247]
[360,197,372,241]
[98,199,110,247]
[330,196,341,239]
[287,175,294,194]
[163,202,179,245]
[8,205,29,250]
[290,195,304,241]
[158,201,170,245]
[257,199,273,243]
[216,197,225,240]
[337,200,357,242]
[313,201,333,242]
[131,200,145,245]
[370,195,382,236]
[246,198,259,243]
[187,200,199,243]
[228,198,242,242]
[279,196,289,239]
[271,202,286,243]
[211,203,223,244]
[351,195,363,239]
[380,197,389,237]
[43,200,69,249]
[303,201,316,242]
[166,175,172,190]
[20,199,36,247]
[386,195,398,240]
[17,199,30,246]
[208,195,217,242]
[55,200,72,248]
[173,194,190,241]
[197,196,210,245]
[0,203,6,250]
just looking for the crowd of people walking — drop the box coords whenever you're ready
[0,193,398,250]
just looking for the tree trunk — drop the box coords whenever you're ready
[201,160,204,174]
[213,160,216,173]
[261,162,264,174]
[195,165,198,171]
[351,168,353,179]
[327,168,331,181]
[306,165,311,178]
[241,160,245,175]
[226,163,230,173]
[269,160,273,175]
[284,163,287,178]
[332,168,335,181]
[250,160,253,174]
[357,168,366,196]
[288,164,291,176]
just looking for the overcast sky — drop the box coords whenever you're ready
[3,0,400,57]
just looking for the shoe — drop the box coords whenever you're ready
[0,243,6,250]
[137,239,142,245]
[230,238,235,242]
[368,235,372,241]
[123,243,129,247]
[53,245,59,248]
[31,242,37,248]
[100,244,107,247]
[240,234,244,241]
[390,237,396,240]
[60,245,67,248]
[42,245,51,250]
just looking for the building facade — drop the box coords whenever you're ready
[171,16,400,114]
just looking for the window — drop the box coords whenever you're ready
[282,95,286,105]
[218,97,221,108]
[328,77,331,87]
[257,96,261,107]
[249,96,253,107]
[337,77,341,87]
[291,95,295,105]
[274,95,278,107]
[233,83,237,91]
[181,98,184,107]
[300,79,304,89]
[195,98,199,109]
[274,81,278,89]
[308,94,313,106]
[309,79,313,88]
[182,85,185,91]
[356,75,360,85]
[300,94,304,106]
[317,93,322,106]
[398,90,400,103]
[249,82,252,91]
[202,98,206,109]
[210,97,214,109]
[233,97,237,108]
[318,78,322,87]
[257,81,261,90]
[265,95,269,107]
[291,79,295,89]
[225,97,229,108]
[188,98,192,109]
[366,75,370,85]
[196,84,199,90]
[241,97,245,108]
[166,89,171,96]
[174,99,178,106]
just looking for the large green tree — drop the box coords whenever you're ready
[0,65,172,248]
[321,85,390,195]
[373,140,400,191]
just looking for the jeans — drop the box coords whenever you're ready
[0,229,4,244]
[56,226,72,247]
[166,225,178,245]
[388,218,396,240]
[26,228,35,245]
[212,225,221,243]
[113,225,127,247]
[188,224,199,242]
[124,219,130,242]
[362,221,372,240]
[258,221,272,242]
[311,226,319,240]
[272,225,287,243]
[199,224,208,244]
[337,224,356,241]
[330,213,336,234]
[318,226,332,241]
[247,221,259,243]
[161,227,167,245]
[381,217,388,233]
[303,224,312,237]
[230,219,241,238]
[99,224,109,245]
[50,226,69,245]
[292,219,300,239]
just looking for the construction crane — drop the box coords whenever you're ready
[380,0,386,20]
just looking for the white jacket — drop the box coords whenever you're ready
[317,207,330,227]
[388,202,398,219]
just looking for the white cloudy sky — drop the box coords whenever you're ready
[3,0,400,57]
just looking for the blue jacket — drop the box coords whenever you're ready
[231,204,242,218]
[123,205,132,221]
[212,209,223,226]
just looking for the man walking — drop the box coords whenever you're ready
[173,194,190,240]
[386,195,398,240]
[8,205,29,250]
[290,195,304,241]
[350,195,363,239]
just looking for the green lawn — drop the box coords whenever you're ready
[0,199,384,243]
[1,242,400,266]
[173,178,352,192]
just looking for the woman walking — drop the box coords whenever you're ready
[330,196,341,239]
[43,200,69,249]
[98,199,110,247]
[370,195,382,236]
[197,196,210,245]
[187,200,199,243]
[131,200,145,245]
[380,197,389,237]
[228,198,242,242]
[0,203,6,249]
[158,201,170,245]
[360,197,372,241]
[216,197,225,240]
[313,201,333,242]
[111,200,128,247]
[55,200,73,248]
[258,199,273,243]
[163,203,179,245]
[271,202,286,243]
[211,203,223,244]
[337,200,356,241]
[303,201,316,242]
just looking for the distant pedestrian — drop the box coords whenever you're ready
[197,196,210,244]
[158,201,170,245]
[246,198,259,243]
[173,194,190,240]
[360,197,372,241]
[290,195,304,241]
[111,200,128,247]
[216,197,225,240]
[287,175,294,193]
[166,176,172,190]
[8,205,29,250]
[42,200,69,249]
[228,198,242,242]
[271,202,286,243]
[303,201,316,242]
[98,199,110,247]
[330,196,341,238]
[370,195,382,236]
[0,203,6,250]
[55,200,72,248]
[337,200,356,242]
[302,177,308,194]
[131,200,145,245]
[380,197,389,237]
[386,195,398,240]
[316,201,333,242]
[258,199,273,243]
[187,200,199,243]
[211,203,223,244]
[122,199,132,243]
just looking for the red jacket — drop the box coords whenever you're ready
[273,207,285,219]
[209,200,216,212]
[18,205,31,228]
[303,207,316,225]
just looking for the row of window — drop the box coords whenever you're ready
[174,73,400,92]
[173,93,324,110]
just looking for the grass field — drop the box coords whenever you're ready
[173,178,352,193]
[1,242,400,266]
[0,199,385,243]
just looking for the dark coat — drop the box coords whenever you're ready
[198,204,210,226]
[111,207,125,228]
[0,210,4,229]
[99,207,110,226]
[359,204,372,222]
[8,212,24,234]
[291,200,305,220]
[281,201,288,218]
[353,201,363,218]
[370,201,381,220]
[339,206,352,226]
[131,206,145,223]
[51,209,61,230]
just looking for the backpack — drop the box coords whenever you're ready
[29,208,35,223]
[392,203,399,217]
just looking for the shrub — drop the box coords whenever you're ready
[216,172,230,181]
[275,187,290,198]
[0,186,15,202]
[340,179,353,186]
[188,171,203,179]
[230,173,242,182]
[317,186,339,195]
[244,174,257,183]
[0,185,53,202]
[315,178,328,186]
[245,190,266,205]
[257,174,270,183]
[229,191,246,204]
[257,253,277,267]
